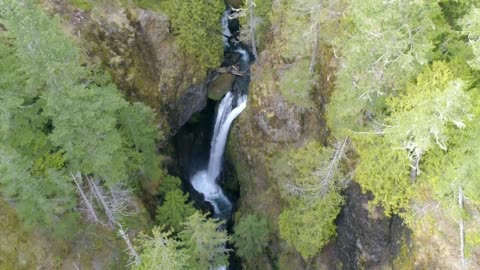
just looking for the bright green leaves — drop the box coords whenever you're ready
[353,62,472,216]
[279,60,316,109]
[460,7,480,69]
[160,0,224,70]
[134,228,189,270]
[272,141,346,200]
[353,136,412,216]
[272,141,346,259]
[385,61,471,165]
[46,86,129,185]
[278,192,343,260]
[156,189,196,233]
[232,214,270,260]
[329,0,441,134]
[136,213,230,270]
[1,0,86,92]
[180,212,230,270]
[0,0,161,234]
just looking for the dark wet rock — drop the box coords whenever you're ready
[334,182,405,270]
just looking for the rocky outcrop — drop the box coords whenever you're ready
[44,0,208,135]
[334,183,406,269]
[227,48,328,269]
[226,27,406,270]
[132,10,207,133]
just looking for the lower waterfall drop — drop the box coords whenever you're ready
[190,91,247,219]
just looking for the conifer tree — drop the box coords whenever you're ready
[232,214,270,260]
[179,212,230,270]
[156,189,196,233]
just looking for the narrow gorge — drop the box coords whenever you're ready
[2,0,480,269]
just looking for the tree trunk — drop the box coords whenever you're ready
[248,0,259,62]
[459,186,465,268]
[309,23,319,74]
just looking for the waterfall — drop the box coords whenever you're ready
[190,92,247,218]
[221,10,232,48]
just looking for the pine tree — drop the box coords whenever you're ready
[156,190,196,233]
[232,214,270,260]
[328,0,441,135]
[134,228,188,270]
[160,0,224,70]
[179,212,230,270]
[0,0,161,234]
[278,193,343,260]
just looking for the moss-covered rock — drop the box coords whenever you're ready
[226,46,328,269]
[43,0,208,136]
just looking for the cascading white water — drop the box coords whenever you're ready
[190,92,247,218]
[221,10,232,48]
[235,48,250,64]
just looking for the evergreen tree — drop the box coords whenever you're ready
[384,61,471,174]
[460,7,480,69]
[232,214,270,260]
[179,212,230,270]
[328,0,441,134]
[0,0,161,233]
[278,192,343,260]
[134,228,188,270]
[272,141,346,259]
[156,190,196,233]
[160,0,224,70]
[353,135,412,215]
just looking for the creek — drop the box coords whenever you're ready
[172,6,253,269]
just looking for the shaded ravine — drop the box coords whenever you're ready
[171,5,253,270]
[190,92,247,219]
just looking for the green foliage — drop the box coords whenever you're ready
[156,190,196,233]
[0,147,78,232]
[272,141,346,200]
[351,61,471,217]
[179,212,230,270]
[134,228,188,270]
[440,0,480,28]
[385,61,471,162]
[239,0,273,50]
[232,214,270,260]
[353,135,412,216]
[460,7,480,70]
[278,192,343,260]
[328,0,441,134]
[422,99,480,207]
[133,0,161,10]
[118,103,162,181]
[0,0,161,234]
[157,174,182,196]
[160,0,224,70]
[272,141,346,258]
[70,0,93,11]
[279,60,315,109]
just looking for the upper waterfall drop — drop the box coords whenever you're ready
[221,10,232,48]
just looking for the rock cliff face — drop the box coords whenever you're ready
[226,32,407,270]
[45,0,208,136]
[227,47,329,269]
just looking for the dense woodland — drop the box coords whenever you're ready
[1,0,480,269]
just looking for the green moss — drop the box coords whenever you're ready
[133,0,162,10]
[70,0,93,11]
